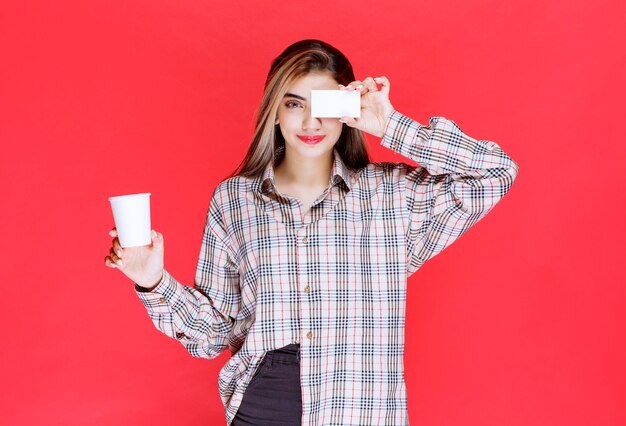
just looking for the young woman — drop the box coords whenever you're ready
[104,39,519,426]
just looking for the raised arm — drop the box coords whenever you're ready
[380,110,519,275]
[339,76,519,277]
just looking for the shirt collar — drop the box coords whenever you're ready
[257,145,353,195]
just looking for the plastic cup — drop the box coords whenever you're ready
[108,192,152,247]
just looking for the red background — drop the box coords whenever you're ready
[1,0,625,425]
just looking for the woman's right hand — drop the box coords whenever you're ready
[104,228,165,291]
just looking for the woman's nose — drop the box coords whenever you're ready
[302,109,322,130]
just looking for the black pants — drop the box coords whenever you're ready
[231,344,302,426]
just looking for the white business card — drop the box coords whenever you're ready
[311,90,361,118]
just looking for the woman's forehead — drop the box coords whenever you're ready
[286,72,339,96]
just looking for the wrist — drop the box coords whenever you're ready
[137,271,164,292]
[377,106,395,138]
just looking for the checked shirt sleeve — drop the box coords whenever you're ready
[133,186,241,359]
[380,110,519,276]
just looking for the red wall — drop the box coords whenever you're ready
[1,0,625,424]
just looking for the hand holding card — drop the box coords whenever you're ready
[337,76,395,138]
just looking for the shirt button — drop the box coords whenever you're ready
[302,236,309,244]
[304,285,310,293]
[159,297,166,303]
[306,331,313,339]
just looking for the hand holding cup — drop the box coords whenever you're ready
[105,192,163,290]
[104,227,164,290]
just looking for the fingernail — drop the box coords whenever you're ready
[339,119,346,123]
[117,250,122,257]
[116,259,123,266]
[356,85,363,90]
[152,230,157,238]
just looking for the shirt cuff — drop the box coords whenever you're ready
[134,269,181,314]
[380,109,421,155]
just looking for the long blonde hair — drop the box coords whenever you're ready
[228,39,370,179]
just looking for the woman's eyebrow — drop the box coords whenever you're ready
[283,92,307,101]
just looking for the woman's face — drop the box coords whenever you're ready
[275,71,344,161]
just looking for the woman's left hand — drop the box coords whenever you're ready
[338,76,395,138]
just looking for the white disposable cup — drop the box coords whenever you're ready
[108,193,152,247]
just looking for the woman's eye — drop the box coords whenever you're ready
[285,101,302,109]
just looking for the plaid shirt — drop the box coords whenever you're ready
[134,110,519,425]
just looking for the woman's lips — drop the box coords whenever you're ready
[297,135,325,145]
